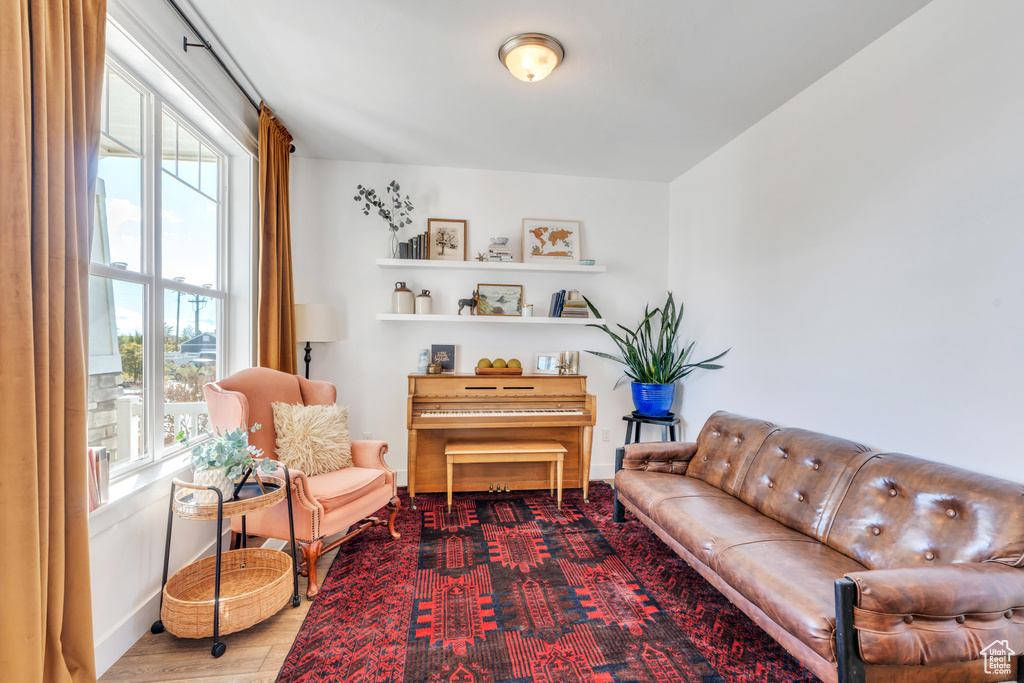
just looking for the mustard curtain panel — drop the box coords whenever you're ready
[0,0,105,681]
[257,103,297,373]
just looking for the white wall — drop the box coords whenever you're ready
[290,160,669,483]
[667,0,1024,481]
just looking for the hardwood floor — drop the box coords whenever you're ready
[99,541,340,683]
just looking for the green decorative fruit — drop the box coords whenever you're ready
[492,358,507,369]
[477,358,492,368]
[507,358,522,369]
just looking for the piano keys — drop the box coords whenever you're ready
[406,374,596,508]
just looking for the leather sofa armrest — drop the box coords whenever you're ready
[847,563,1024,615]
[351,440,396,496]
[618,441,697,475]
[843,564,1024,666]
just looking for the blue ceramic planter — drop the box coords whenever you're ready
[631,382,675,417]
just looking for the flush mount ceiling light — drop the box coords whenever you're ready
[498,32,564,82]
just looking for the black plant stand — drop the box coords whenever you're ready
[150,469,300,657]
[622,411,680,445]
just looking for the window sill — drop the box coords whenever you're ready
[88,453,191,538]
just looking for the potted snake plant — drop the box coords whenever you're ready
[584,292,729,417]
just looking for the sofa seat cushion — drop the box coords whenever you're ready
[652,494,812,571]
[616,470,729,519]
[306,466,386,512]
[716,539,868,664]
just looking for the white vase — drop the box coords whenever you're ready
[192,466,234,506]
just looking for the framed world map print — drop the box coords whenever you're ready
[522,219,581,263]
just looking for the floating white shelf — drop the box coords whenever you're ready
[376,313,604,326]
[376,258,606,274]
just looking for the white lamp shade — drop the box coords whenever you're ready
[295,304,339,342]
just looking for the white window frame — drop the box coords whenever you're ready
[91,55,230,481]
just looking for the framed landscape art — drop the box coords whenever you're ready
[427,219,467,261]
[476,284,523,316]
[522,218,580,263]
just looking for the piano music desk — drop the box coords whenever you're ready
[444,440,567,512]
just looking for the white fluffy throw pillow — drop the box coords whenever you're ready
[272,402,352,476]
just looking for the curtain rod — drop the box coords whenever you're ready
[164,0,295,153]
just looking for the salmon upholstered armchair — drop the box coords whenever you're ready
[203,367,400,599]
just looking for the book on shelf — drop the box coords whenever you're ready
[487,245,514,262]
[551,289,566,317]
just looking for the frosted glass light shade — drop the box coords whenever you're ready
[498,33,564,83]
[295,304,340,342]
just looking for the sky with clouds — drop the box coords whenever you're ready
[98,155,219,338]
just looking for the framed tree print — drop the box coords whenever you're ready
[427,219,467,261]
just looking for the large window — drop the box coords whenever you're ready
[89,60,228,476]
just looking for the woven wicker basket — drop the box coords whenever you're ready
[172,474,287,521]
[161,548,292,638]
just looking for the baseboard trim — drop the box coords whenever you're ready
[93,527,232,676]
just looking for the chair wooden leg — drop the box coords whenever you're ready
[231,531,242,551]
[300,539,324,600]
[387,496,401,539]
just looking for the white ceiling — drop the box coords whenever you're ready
[188,0,931,182]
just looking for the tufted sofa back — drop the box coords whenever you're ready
[685,412,1024,572]
[686,411,777,496]
[823,453,1024,570]
[734,427,876,542]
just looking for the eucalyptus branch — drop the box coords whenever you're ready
[177,424,279,480]
[354,180,414,233]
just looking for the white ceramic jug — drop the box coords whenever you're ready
[415,289,432,314]
[392,282,414,314]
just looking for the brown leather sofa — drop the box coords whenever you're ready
[613,411,1024,683]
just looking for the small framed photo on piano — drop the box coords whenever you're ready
[535,352,562,375]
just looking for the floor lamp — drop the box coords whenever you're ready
[294,304,340,379]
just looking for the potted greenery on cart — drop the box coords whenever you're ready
[177,424,279,505]
[584,292,729,417]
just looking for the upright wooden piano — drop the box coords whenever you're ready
[407,374,596,508]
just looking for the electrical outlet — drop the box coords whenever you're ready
[601,428,610,442]
[362,431,372,440]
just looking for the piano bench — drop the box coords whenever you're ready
[444,440,568,512]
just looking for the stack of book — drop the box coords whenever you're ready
[560,299,590,318]
[547,290,591,318]
[487,243,514,262]
[399,232,430,259]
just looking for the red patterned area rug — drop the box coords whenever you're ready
[278,483,819,683]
